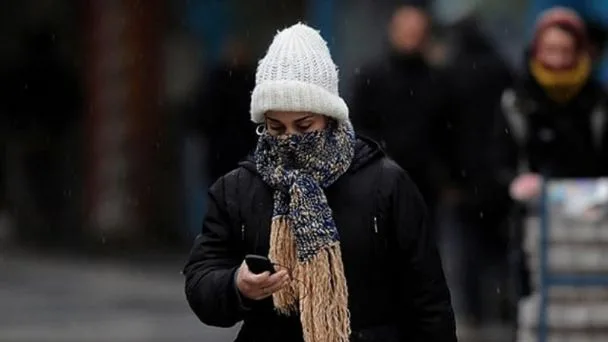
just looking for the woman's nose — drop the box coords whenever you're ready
[284,126,300,136]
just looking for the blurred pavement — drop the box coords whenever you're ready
[0,251,511,342]
[0,252,239,342]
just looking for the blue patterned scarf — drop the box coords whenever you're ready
[254,120,355,342]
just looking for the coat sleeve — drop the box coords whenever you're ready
[492,111,519,185]
[390,170,457,342]
[183,176,247,327]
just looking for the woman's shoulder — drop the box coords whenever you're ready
[344,155,425,214]
[374,156,404,175]
[349,136,413,186]
[360,156,401,180]
[349,152,415,191]
[209,164,263,198]
[376,157,418,189]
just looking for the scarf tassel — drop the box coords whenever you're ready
[269,216,351,342]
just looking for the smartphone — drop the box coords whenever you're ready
[245,254,276,275]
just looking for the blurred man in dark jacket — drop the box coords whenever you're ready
[438,15,514,326]
[350,4,451,218]
[443,16,513,207]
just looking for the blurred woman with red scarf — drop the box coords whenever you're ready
[494,6,608,203]
[490,6,608,312]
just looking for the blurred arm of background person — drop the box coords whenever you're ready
[490,68,541,206]
[490,97,525,196]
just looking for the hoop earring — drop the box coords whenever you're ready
[256,124,266,136]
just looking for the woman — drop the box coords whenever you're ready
[183,23,456,342]
[496,7,608,202]
[491,7,608,317]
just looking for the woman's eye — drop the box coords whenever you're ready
[269,126,283,131]
[297,124,312,131]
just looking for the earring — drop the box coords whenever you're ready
[256,124,266,136]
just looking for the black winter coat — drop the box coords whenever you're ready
[493,74,608,184]
[183,137,456,342]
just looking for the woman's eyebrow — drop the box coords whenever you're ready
[294,115,314,123]
[266,117,282,124]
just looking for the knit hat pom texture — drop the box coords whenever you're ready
[250,23,349,123]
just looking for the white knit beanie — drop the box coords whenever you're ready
[250,23,349,124]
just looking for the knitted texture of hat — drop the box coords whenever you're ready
[250,23,349,123]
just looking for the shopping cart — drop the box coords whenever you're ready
[536,178,608,342]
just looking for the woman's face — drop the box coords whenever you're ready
[264,111,328,136]
[389,6,429,54]
[536,26,577,69]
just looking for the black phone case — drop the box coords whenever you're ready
[245,254,276,274]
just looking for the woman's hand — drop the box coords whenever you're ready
[509,173,542,202]
[235,260,290,301]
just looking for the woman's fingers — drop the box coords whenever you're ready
[255,270,290,299]
[238,266,290,300]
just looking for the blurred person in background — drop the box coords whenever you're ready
[437,14,514,327]
[350,3,451,223]
[0,24,82,247]
[191,35,257,183]
[492,5,608,313]
[184,23,456,342]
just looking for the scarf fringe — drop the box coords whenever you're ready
[269,216,299,314]
[269,216,351,342]
[299,243,351,342]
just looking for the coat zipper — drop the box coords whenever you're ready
[373,216,378,234]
